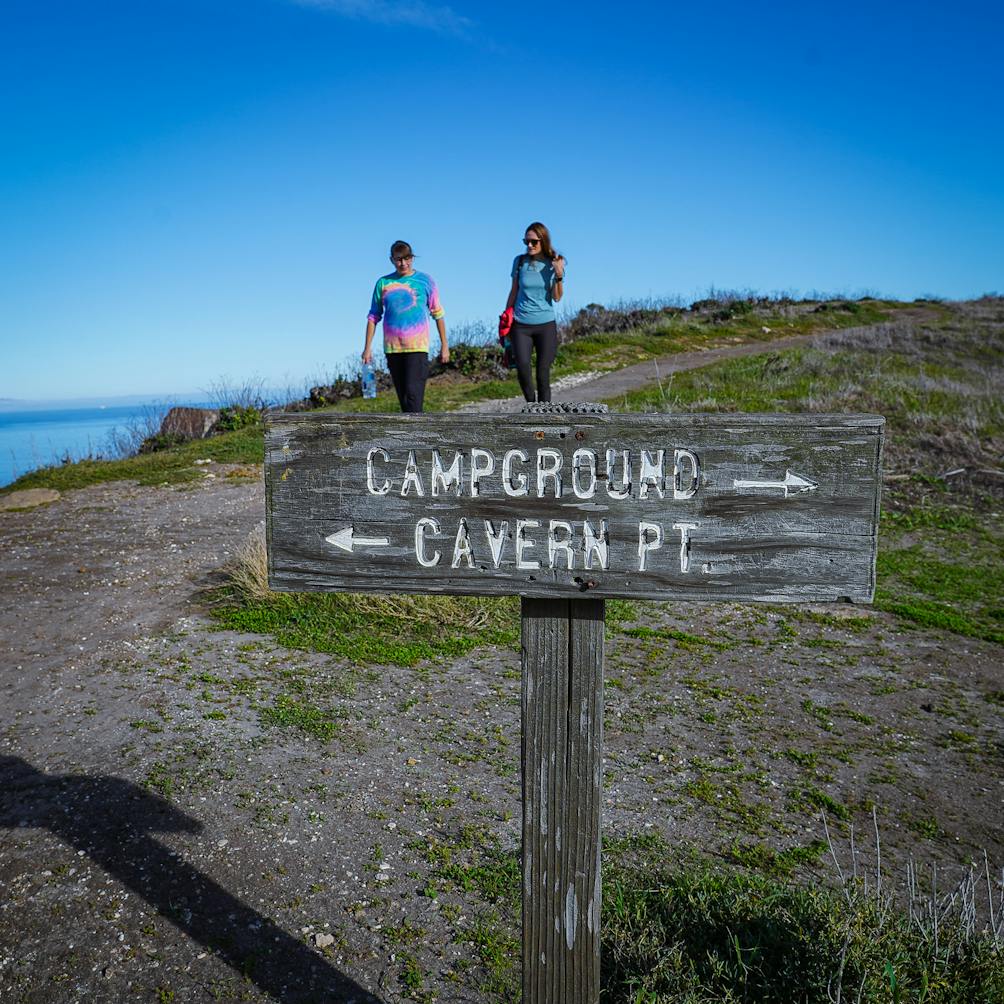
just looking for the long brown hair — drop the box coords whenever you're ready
[523,221,559,263]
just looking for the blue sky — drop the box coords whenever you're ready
[1,0,1002,401]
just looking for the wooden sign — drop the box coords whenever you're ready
[264,411,884,603]
[264,405,885,1004]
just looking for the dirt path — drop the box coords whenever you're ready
[459,330,832,412]
[2,315,1002,1004]
[459,311,941,412]
[553,331,819,404]
[0,473,261,675]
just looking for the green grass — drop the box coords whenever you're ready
[2,424,263,493]
[258,694,344,741]
[329,300,901,416]
[410,827,522,997]
[614,310,1004,646]
[552,298,893,375]
[616,344,1001,441]
[622,625,735,651]
[876,479,1004,643]
[602,857,1003,1004]
[409,827,1003,1004]
[874,524,1004,644]
[725,839,826,877]
[211,590,518,667]
[789,784,851,821]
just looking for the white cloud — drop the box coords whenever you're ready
[291,0,474,37]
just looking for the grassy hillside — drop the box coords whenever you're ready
[615,298,1004,645]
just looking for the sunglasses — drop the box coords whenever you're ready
[392,255,414,264]
[523,237,541,246]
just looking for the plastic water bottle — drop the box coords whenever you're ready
[361,363,377,399]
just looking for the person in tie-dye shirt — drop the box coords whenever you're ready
[362,240,449,413]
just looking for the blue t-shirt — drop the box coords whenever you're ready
[512,255,561,324]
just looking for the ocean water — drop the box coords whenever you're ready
[0,401,210,489]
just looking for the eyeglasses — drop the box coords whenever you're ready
[392,255,414,264]
[523,238,541,246]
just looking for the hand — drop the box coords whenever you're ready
[362,347,373,364]
[439,345,450,364]
[552,255,565,281]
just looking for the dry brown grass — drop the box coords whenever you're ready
[224,522,514,634]
[228,521,271,601]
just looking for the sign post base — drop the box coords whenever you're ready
[521,597,605,1004]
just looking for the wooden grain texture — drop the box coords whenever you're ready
[522,598,604,1004]
[264,412,884,601]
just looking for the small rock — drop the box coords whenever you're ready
[313,932,335,949]
[0,488,61,511]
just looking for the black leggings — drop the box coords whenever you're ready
[511,320,558,402]
[386,351,428,413]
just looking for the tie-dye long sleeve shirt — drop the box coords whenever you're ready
[367,271,445,354]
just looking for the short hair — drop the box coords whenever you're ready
[390,240,413,259]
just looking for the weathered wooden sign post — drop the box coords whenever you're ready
[264,404,883,1004]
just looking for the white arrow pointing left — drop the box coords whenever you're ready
[324,526,390,552]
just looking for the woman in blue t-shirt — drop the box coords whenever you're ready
[504,221,565,402]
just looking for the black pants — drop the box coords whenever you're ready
[511,320,558,402]
[386,352,428,413]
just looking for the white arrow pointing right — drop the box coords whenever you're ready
[733,469,819,498]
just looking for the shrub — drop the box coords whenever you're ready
[562,302,684,341]
[137,431,189,455]
[439,341,506,379]
[204,377,268,411]
[214,405,262,432]
[305,378,362,407]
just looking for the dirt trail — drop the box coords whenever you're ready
[459,311,940,412]
[460,328,844,412]
[0,475,261,675]
[552,331,819,404]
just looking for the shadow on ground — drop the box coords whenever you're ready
[0,756,381,1003]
